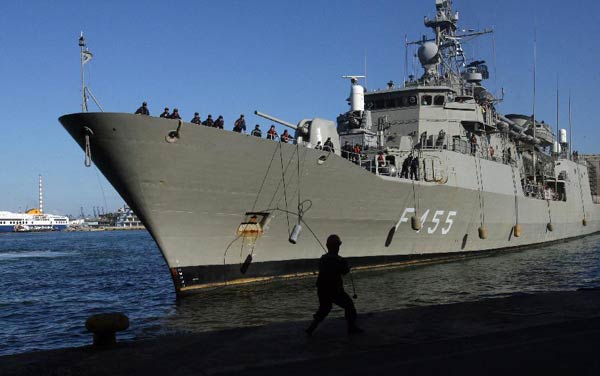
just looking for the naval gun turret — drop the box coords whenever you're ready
[254,110,339,154]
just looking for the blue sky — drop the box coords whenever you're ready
[1,0,599,216]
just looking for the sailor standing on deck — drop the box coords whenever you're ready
[134,102,150,115]
[159,107,170,118]
[323,137,334,153]
[400,154,412,178]
[341,141,351,159]
[191,112,201,125]
[410,155,419,180]
[203,114,214,127]
[267,125,278,140]
[306,235,362,336]
[215,115,225,129]
[169,108,181,119]
[233,114,246,133]
[470,133,478,155]
[251,124,262,137]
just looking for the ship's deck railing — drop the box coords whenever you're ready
[522,183,565,201]
[341,151,404,179]
[420,136,517,165]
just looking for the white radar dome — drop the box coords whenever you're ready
[418,42,439,66]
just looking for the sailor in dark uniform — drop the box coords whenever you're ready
[202,114,214,127]
[251,124,262,137]
[169,108,181,119]
[341,141,351,159]
[159,107,170,118]
[410,155,419,180]
[134,101,150,115]
[233,114,246,133]
[306,234,362,335]
[400,154,412,178]
[214,115,224,129]
[191,112,201,125]
[323,137,334,152]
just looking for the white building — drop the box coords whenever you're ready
[115,205,144,228]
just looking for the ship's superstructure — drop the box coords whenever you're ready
[59,1,599,295]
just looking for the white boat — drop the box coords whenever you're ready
[0,209,69,233]
[0,175,69,233]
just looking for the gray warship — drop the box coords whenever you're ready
[60,0,599,295]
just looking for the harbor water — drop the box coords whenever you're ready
[1,231,599,356]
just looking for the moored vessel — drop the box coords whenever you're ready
[0,176,69,233]
[59,1,599,294]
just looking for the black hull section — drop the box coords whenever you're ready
[170,232,599,295]
[171,253,484,294]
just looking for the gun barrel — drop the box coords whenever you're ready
[254,110,297,130]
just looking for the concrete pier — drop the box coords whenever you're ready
[2,289,600,375]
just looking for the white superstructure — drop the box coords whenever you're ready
[0,210,69,232]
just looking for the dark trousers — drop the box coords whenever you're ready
[313,289,357,325]
[410,167,418,180]
[400,167,409,178]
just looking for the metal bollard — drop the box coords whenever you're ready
[86,312,129,347]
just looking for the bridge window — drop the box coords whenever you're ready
[421,95,432,105]
[434,95,445,105]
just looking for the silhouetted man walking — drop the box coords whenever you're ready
[306,234,362,335]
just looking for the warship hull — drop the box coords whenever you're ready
[60,113,600,294]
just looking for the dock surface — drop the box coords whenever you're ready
[2,289,600,375]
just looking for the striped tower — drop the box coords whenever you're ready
[38,174,43,214]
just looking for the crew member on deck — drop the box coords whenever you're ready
[160,107,170,118]
[323,137,334,152]
[342,141,351,159]
[169,108,181,119]
[267,125,278,140]
[353,144,361,163]
[191,112,201,125]
[233,114,246,133]
[134,102,150,115]
[251,124,262,137]
[400,154,412,178]
[215,115,224,129]
[203,114,214,127]
[281,130,290,143]
[377,151,385,167]
[470,133,477,155]
[410,155,419,180]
